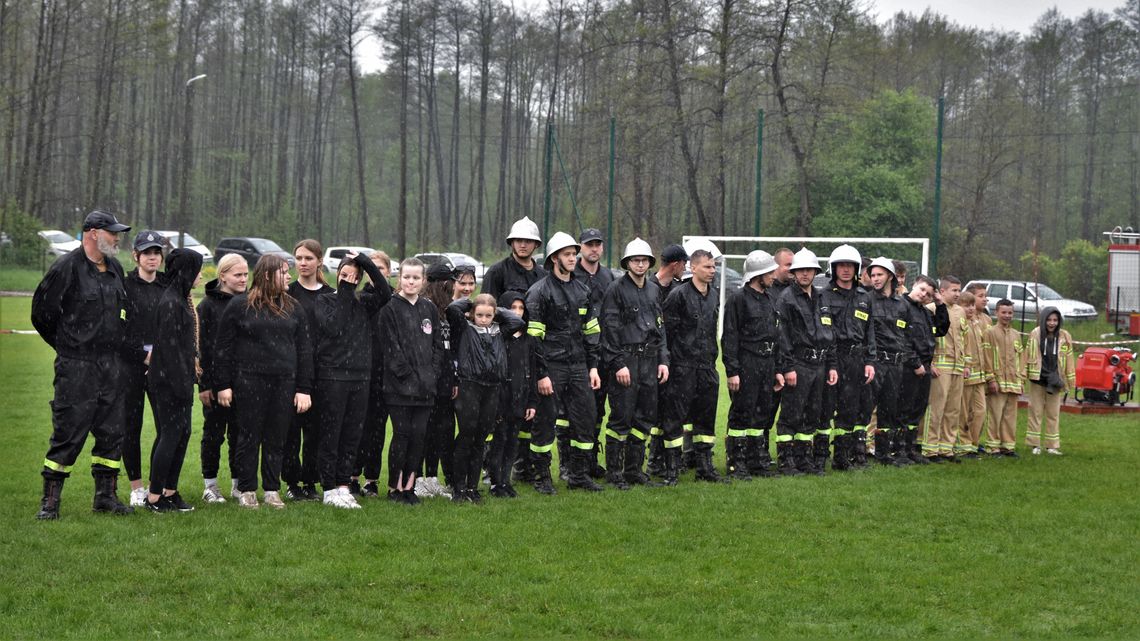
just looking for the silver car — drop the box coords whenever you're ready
[965,280,1097,323]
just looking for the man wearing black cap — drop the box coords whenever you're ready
[31,210,135,519]
[646,243,687,476]
[572,228,615,479]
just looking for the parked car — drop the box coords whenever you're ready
[38,229,80,257]
[215,237,295,269]
[965,279,1097,323]
[157,231,213,264]
[414,252,486,284]
[323,246,375,274]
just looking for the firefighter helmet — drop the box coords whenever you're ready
[741,250,778,284]
[620,237,656,269]
[682,237,722,261]
[828,244,862,273]
[506,216,542,246]
[544,231,580,269]
[867,256,896,277]
[789,247,822,273]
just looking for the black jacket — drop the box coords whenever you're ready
[819,281,877,366]
[871,290,916,368]
[288,279,334,351]
[776,284,836,373]
[600,273,669,371]
[31,246,128,358]
[648,273,679,306]
[196,278,234,394]
[148,249,203,402]
[574,261,617,313]
[446,299,525,383]
[503,330,541,418]
[905,297,950,364]
[313,254,392,382]
[721,285,780,378]
[379,294,444,406]
[363,282,388,389]
[482,255,546,299]
[663,280,719,370]
[123,268,166,367]
[213,293,314,394]
[525,273,600,370]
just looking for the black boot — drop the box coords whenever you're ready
[36,476,64,520]
[798,441,824,476]
[92,473,134,515]
[726,438,751,481]
[852,431,869,468]
[696,450,730,483]
[749,434,778,477]
[532,462,557,495]
[661,448,679,486]
[682,449,697,472]
[832,434,852,471]
[891,428,914,466]
[567,451,604,491]
[557,439,571,482]
[874,431,904,466]
[624,439,657,486]
[646,435,664,477]
[906,428,931,465]
[812,433,831,473]
[777,441,802,476]
[512,448,534,483]
[604,439,630,490]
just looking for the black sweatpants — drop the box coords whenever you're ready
[491,395,526,488]
[422,395,455,482]
[316,378,369,490]
[726,353,776,439]
[453,380,500,491]
[149,395,191,495]
[900,362,933,429]
[354,380,388,481]
[43,353,125,479]
[532,361,596,466]
[775,359,825,444]
[605,352,658,443]
[872,360,905,430]
[200,402,238,480]
[234,374,295,493]
[660,364,718,451]
[121,362,156,482]
[388,404,431,489]
[282,399,320,488]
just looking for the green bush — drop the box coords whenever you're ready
[0,201,48,268]
[1018,239,1107,309]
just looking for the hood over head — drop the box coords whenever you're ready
[165,248,203,298]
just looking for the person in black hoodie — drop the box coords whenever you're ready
[216,254,314,510]
[282,239,332,501]
[900,275,949,464]
[122,230,167,507]
[379,257,444,505]
[492,292,541,498]
[446,294,524,502]
[420,264,459,497]
[143,248,204,512]
[313,251,392,509]
[197,253,248,503]
[352,251,392,497]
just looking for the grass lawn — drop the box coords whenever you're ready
[1,295,1138,638]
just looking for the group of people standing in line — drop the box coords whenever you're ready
[30,210,1074,520]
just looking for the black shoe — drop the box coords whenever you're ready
[163,492,195,512]
[606,472,631,490]
[362,481,379,497]
[36,477,64,520]
[286,485,307,501]
[961,452,980,460]
[928,455,947,464]
[92,475,134,515]
[387,490,403,503]
[304,485,322,501]
[468,488,484,503]
[144,496,175,513]
[401,489,421,505]
[504,483,518,498]
[348,480,363,496]
[1004,450,1019,458]
[489,485,508,498]
[452,488,469,503]
[533,471,557,495]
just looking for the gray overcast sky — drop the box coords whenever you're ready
[359,0,1130,73]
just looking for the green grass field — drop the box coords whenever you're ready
[1,295,1138,638]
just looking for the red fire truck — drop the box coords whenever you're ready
[1105,227,1140,336]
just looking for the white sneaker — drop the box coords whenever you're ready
[231,479,241,500]
[1031,447,1042,455]
[129,487,147,507]
[413,477,432,498]
[202,485,226,503]
[1046,448,1063,456]
[263,491,286,509]
[239,491,259,509]
[338,487,363,509]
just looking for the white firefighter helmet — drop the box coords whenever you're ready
[621,237,656,269]
[505,216,542,246]
[867,256,896,277]
[828,244,862,274]
[789,247,822,273]
[543,231,580,269]
[682,238,722,266]
[741,250,778,284]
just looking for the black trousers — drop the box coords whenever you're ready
[43,354,124,479]
[121,362,156,482]
[825,349,873,437]
[491,390,526,487]
[532,361,596,465]
[200,402,237,480]
[591,365,609,448]
[423,395,455,482]
[234,374,295,493]
[900,362,933,429]
[605,352,658,443]
[316,378,370,490]
[149,394,191,495]
[872,361,905,430]
[775,359,825,444]
[354,380,388,480]
[661,364,718,450]
[453,380,500,490]
[282,397,320,488]
[388,404,431,489]
[726,353,776,440]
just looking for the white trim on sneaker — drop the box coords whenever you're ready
[1046,448,1063,456]
[202,485,226,504]
[338,487,363,509]
[239,491,259,509]
[129,486,147,507]
[263,491,286,509]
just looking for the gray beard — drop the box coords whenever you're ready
[96,235,118,257]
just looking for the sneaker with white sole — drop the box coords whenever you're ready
[1046,448,1063,456]
[413,477,432,498]
[238,491,259,509]
[263,491,286,509]
[202,485,226,504]
[322,488,358,509]
[1031,447,1042,455]
[129,487,147,507]
[339,487,363,509]
[231,480,241,500]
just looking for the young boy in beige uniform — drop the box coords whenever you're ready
[923,276,965,461]
[982,299,1025,456]
[955,291,987,458]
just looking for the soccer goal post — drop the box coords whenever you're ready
[681,235,930,338]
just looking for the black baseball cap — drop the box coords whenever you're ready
[427,263,456,283]
[579,228,604,244]
[133,230,165,252]
[82,210,130,233]
[661,244,688,264]
[452,263,476,278]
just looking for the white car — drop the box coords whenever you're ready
[158,231,213,264]
[414,252,486,284]
[965,279,1097,323]
[38,230,81,257]
[323,246,376,274]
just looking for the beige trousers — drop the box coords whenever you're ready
[1025,383,1061,449]
[957,383,986,452]
[984,391,1019,451]
[923,372,963,456]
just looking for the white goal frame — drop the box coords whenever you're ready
[682,235,930,338]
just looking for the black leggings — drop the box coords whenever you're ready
[149,395,191,495]
[122,363,156,482]
[200,402,237,480]
[452,381,499,491]
[490,402,526,488]
[282,399,320,488]
[316,378,369,490]
[354,381,388,480]
[422,395,455,482]
[388,404,430,489]
[234,374,295,493]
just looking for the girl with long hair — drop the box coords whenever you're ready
[352,251,393,497]
[420,264,459,497]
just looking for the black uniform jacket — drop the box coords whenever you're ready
[649,273,678,306]
[871,290,916,368]
[905,297,950,364]
[32,246,128,358]
[775,284,836,373]
[314,254,392,382]
[196,279,233,394]
[123,268,166,366]
[482,255,546,299]
[379,294,445,406]
[819,281,877,366]
[663,280,719,370]
[721,285,780,378]
[574,261,617,314]
[525,273,601,370]
[213,293,315,394]
[600,273,669,372]
[446,299,525,383]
